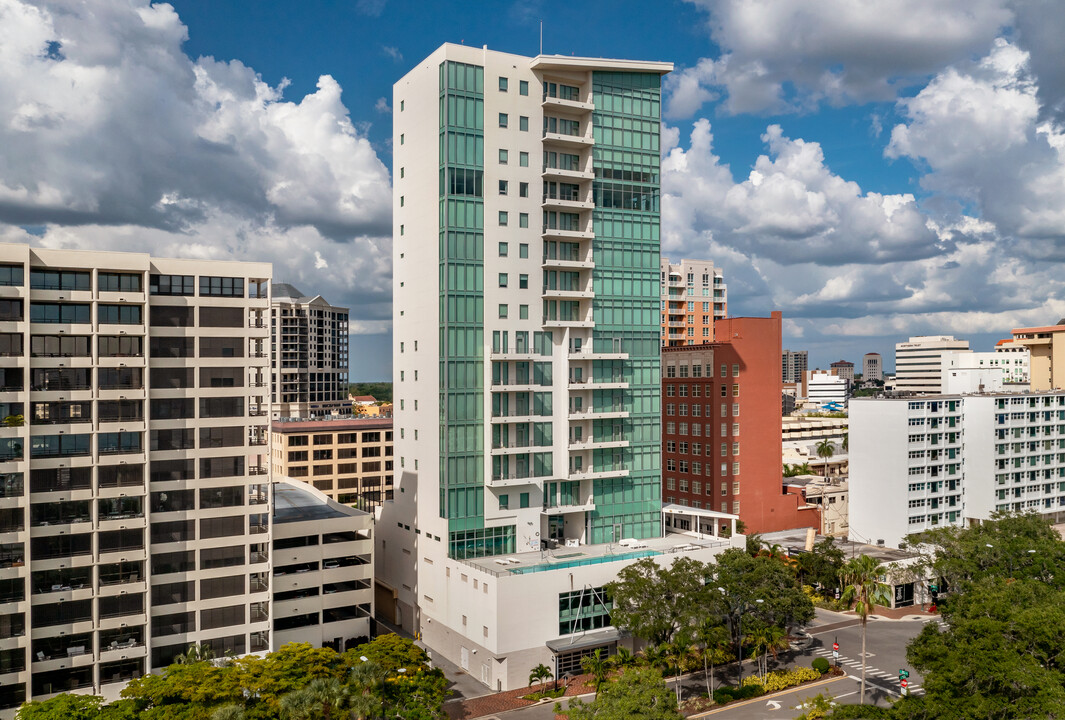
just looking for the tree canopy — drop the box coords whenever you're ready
[15,637,447,720]
[606,556,710,646]
[563,668,681,720]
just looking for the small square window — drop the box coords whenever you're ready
[519,213,529,228]
[499,211,509,226]
[519,243,529,258]
[499,76,508,91]
[499,494,509,509]
[519,304,529,319]
[400,133,404,145]
[519,182,529,198]
[519,152,529,167]
[499,242,509,256]
[519,116,529,131]
[519,274,528,289]
[499,113,508,128]
[499,149,509,164]
[499,273,508,287]
[498,304,508,318]
[400,167,404,178]
[400,100,404,111]
[519,492,530,508]
[400,196,404,207]
[519,80,529,95]
[400,225,404,236]
[499,180,508,195]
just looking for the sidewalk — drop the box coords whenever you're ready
[842,604,939,621]
[443,674,595,720]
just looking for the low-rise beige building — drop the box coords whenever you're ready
[1000,321,1065,391]
[270,418,393,510]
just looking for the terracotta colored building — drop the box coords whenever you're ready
[662,312,819,534]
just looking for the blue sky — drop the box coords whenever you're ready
[2,1,1065,380]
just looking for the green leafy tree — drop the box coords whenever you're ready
[840,555,891,705]
[815,439,835,477]
[528,663,553,694]
[744,621,788,680]
[906,576,1065,719]
[710,548,815,675]
[660,636,696,704]
[606,556,709,646]
[796,537,846,592]
[16,694,105,720]
[564,668,682,720]
[210,706,245,720]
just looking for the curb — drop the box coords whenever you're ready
[688,674,847,717]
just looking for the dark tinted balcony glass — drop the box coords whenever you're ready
[151,520,194,544]
[200,515,243,539]
[149,274,194,296]
[30,500,90,526]
[98,400,143,422]
[31,567,91,594]
[152,580,194,606]
[150,368,192,389]
[30,334,89,357]
[0,265,24,287]
[99,592,144,619]
[30,434,90,459]
[30,302,90,324]
[199,367,243,388]
[33,598,92,627]
[32,633,92,661]
[98,496,143,521]
[0,300,22,321]
[98,431,142,455]
[150,489,194,513]
[200,337,244,358]
[31,401,92,425]
[149,459,194,483]
[150,398,194,419]
[150,336,193,358]
[200,455,244,479]
[98,273,142,293]
[151,550,195,575]
[30,467,91,492]
[150,428,194,451]
[97,304,141,324]
[30,270,90,291]
[201,544,244,569]
[32,666,94,695]
[199,486,244,509]
[98,560,142,586]
[0,367,21,392]
[150,305,194,327]
[31,367,89,391]
[201,604,244,630]
[201,574,244,600]
[99,367,143,390]
[0,333,22,357]
[98,335,143,357]
[199,426,243,449]
[199,397,243,418]
[199,306,243,328]
[199,276,244,297]
[30,534,91,560]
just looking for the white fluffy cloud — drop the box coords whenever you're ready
[672,0,1013,115]
[0,0,393,347]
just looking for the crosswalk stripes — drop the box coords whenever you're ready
[819,652,926,696]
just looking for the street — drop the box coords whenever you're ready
[459,609,942,720]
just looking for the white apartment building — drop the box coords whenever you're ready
[380,43,742,691]
[806,370,848,407]
[850,392,1065,548]
[942,350,1030,394]
[782,350,808,385]
[270,284,349,419]
[862,352,883,383]
[0,245,272,712]
[659,259,726,346]
[271,480,373,652]
[894,335,970,394]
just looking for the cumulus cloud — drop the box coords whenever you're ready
[887,40,1065,245]
[675,0,1014,115]
[0,0,393,341]
[663,120,940,266]
[381,45,402,62]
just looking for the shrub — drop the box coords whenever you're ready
[812,657,831,674]
[741,667,821,693]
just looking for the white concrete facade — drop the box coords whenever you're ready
[806,370,847,406]
[894,335,970,394]
[0,244,272,712]
[942,350,1030,394]
[381,45,752,692]
[850,392,1065,548]
[862,353,883,382]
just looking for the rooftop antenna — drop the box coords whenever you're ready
[539,21,543,55]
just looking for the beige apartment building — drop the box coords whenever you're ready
[270,418,393,510]
[0,244,272,713]
[1000,321,1065,391]
[660,259,727,347]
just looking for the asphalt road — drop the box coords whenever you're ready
[467,609,942,720]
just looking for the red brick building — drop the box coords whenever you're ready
[661,312,819,534]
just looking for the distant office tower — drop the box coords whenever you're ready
[660,259,726,346]
[270,417,394,510]
[662,312,818,533]
[894,336,969,394]
[830,360,854,385]
[862,352,883,382]
[270,284,349,419]
[806,370,849,406]
[782,349,808,384]
[381,43,743,692]
[0,245,272,711]
[999,320,1065,391]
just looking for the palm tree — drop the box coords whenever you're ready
[580,649,610,697]
[211,705,245,720]
[175,643,214,665]
[840,555,892,705]
[608,647,638,670]
[662,638,695,704]
[694,620,731,699]
[528,663,553,694]
[815,439,835,477]
[280,677,350,720]
[841,432,849,452]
